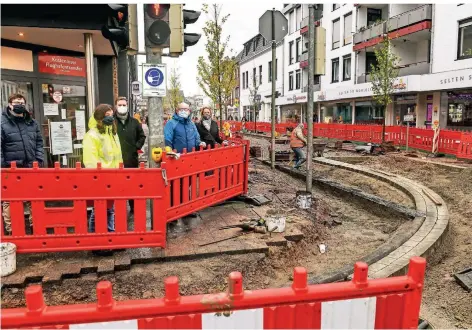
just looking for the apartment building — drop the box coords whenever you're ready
[239,34,283,122]
[237,4,472,129]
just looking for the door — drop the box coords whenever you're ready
[425,103,433,128]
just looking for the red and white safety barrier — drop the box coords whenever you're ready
[1,257,426,329]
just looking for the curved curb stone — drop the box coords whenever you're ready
[312,157,450,279]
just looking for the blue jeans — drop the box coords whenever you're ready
[292,147,306,168]
[88,206,115,233]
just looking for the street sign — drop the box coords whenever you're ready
[131,81,142,96]
[142,63,167,97]
[404,114,415,122]
[259,10,288,42]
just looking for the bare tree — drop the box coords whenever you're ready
[248,69,260,132]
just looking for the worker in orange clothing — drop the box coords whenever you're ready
[289,124,307,169]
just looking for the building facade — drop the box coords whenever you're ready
[237,3,472,130]
[239,34,283,122]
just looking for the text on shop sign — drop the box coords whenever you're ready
[38,55,86,77]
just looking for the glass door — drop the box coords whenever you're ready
[40,83,87,168]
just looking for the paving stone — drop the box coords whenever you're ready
[114,253,131,271]
[61,263,82,279]
[1,273,27,288]
[265,235,288,246]
[284,228,304,242]
[42,269,62,284]
[97,259,115,275]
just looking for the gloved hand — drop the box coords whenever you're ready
[199,142,207,149]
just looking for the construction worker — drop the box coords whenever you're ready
[290,123,307,169]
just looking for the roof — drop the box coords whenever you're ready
[238,33,282,64]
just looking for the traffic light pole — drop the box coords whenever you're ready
[144,7,165,169]
[270,8,276,170]
[306,5,315,192]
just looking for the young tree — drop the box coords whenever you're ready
[197,4,237,127]
[248,70,260,132]
[220,56,239,116]
[370,35,400,142]
[165,67,184,113]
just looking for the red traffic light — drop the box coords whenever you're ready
[147,4,170,19]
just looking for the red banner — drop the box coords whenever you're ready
[38,54,86,77]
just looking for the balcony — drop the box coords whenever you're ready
[388,5,432,32]
[356,61,430,83]
[353,5,432,52]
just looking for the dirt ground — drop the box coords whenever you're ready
[1,160,410,311]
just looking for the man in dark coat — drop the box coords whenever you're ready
[196,106,228,149]
[1,93,44,233]
[114,96,146,213]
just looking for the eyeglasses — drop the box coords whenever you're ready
[11,101,26,105]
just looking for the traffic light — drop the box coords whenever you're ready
[101,5,138,54]
[169,5,201,56]
[144,4,171,48]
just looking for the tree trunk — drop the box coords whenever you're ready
[382,105,386,143]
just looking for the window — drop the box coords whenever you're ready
[295,69,301,89]
[332,4,340,11]
[276,59,278,80]
[253,68,256,86]
[289,71,294,91]
[367,8,382,27]
[296,5,302,30]
[343,55,351,81]
[289,41,294,64]
[259,65,262,85]
[245,71,249,89]
[263,38,266,46]
[268,61,272,82]
[458,18,472,59]
[331,58,339,83]
[313,75,321,85]
[242,72,245,89]
[366,52,378,74]
[344,12,352,45]
[296,38,301,62]
[289,11,295,34]
[253,39,257,51]
[332,18,340,49]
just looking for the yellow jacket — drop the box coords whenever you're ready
[82,116,123,169]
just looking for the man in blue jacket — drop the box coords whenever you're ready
[1,93,44,234]
[164,103,206,153]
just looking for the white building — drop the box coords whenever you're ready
[237,3,472,130]
[239,34,283,122]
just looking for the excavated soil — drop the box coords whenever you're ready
[1,161,409,310]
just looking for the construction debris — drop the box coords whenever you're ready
[454,267,472,292]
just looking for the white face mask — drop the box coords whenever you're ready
[117,106,128,115]
[178,110,190,119]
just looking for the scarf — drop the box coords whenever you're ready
[203,118,212,131]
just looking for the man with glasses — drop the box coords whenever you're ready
[164,102,206,153]
[1,93,44,234]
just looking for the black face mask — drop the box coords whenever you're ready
[12,104,26,114]
[203,115,211,120]
[102,116,114,126]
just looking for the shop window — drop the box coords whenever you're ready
[289,71,294,91]
[41,83,87,168]
[295,70,301,89]
[458,18,472,59]
[332,18,340,49]
[343,55,351,81]
[447,91,472,127]
[289,41,294,65]
[1,80,34,115]
[331,58,339,83]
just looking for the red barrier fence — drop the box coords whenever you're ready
[226,121,472,160]
[1,257,426,329]
[0,141,250,253]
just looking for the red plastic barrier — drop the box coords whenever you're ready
[457,131,472,160]
[1,257,426,329]
[0,141,251,253]
[164,141,250,222]
[0,162,167,253]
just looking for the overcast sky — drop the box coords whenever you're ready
[137,3,283,100]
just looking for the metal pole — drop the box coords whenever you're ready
[270,8,276,169]
[406,122,409,152]
[84,33,95,117]
[306,5,315,192]
[143,5,165,169]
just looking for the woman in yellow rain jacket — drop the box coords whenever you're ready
[83,104,122,239]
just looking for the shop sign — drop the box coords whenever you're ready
[38,55,86,77]
[285,94,307,103]
[420,68,472,91]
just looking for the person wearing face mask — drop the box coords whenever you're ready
[1,94,43,235]
[114,97,146,214]
[164,102,206,153]
[196,106,228,149]
[83,104,123,246]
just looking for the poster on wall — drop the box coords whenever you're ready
[43,103,59,116]
[75,110,86,140]
[50,121,73,155]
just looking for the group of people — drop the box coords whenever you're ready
[1,95,228,240]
